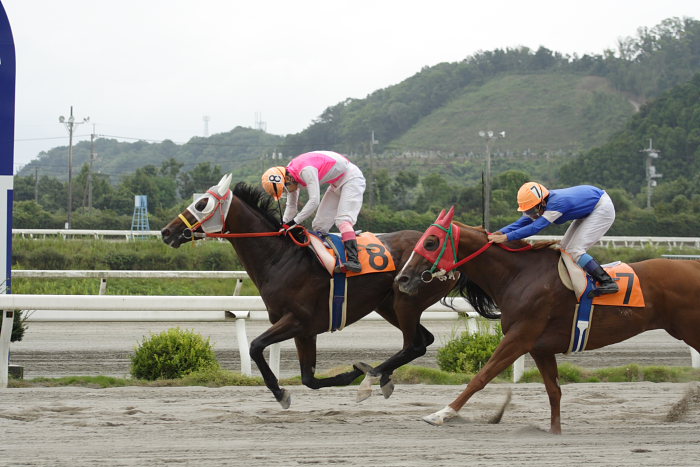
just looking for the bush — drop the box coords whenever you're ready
[0,310,27,342]
[104,251,140,270]
[26,248,68,269]
[130,328,220,380]
[437,322,510,377]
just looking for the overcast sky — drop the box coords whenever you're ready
[3,0,700,172]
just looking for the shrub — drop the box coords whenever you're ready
[130,328,220,380]
[437,322,510,377]
[0,310,27,342]
[104,251,139,270]
[26,247,68,269]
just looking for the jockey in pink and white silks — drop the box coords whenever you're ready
[261,150,366,272]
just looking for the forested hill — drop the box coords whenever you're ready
[20,127,284,184]
[559,72,700,195]
[18,17,700,183]
[281,17,700,156]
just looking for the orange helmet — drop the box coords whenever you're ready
[261,166,287,200]
[517,182,549,211]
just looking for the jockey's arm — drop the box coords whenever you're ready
[290,166,321,225]
[282,189,299,224]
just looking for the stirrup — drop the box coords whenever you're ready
[344,261,362,273]
[588,283,619,298]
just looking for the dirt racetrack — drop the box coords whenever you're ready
[2,382,700,466]
[2,320,700,466]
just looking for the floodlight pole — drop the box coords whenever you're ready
[59,106,89,228]
[478,130,505,231]
[640,139,661,209]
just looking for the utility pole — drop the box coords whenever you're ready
[369,131,378,207]
[478,129,506,231]
[640,139,662,209]
[88,126,96,211]
[34,167,38,203]
[59,106,89,229]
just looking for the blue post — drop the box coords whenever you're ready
[0,1,15,295]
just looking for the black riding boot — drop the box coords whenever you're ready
[583,258,619,297]
[343,239,362,273]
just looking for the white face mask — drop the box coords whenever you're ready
[185,174,233,233]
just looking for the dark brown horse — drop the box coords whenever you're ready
[395,208,700,433]
[161,175,458,408]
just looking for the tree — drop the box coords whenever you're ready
[177,162,224,199]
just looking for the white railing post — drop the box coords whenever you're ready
[0,309,14,388]
[269,343,281,378]
[691,347,700,369]
[233,279,243,296]
[235,318,252,376]
[513,356,524,383]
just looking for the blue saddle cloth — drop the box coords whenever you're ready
[569,277,596,353]
[318,233,347,332]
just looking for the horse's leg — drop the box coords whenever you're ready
[423,327,530,426]
[294,335,363,389]
[367,323,435,399]
[354,304,433,401]
[530,351,562,434]
[249,313,304,409]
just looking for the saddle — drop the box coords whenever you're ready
[558,250,644,307]
[307,232,396,277]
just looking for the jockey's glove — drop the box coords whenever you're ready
[279,220,297,233]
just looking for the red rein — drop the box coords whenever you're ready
[204,225,311,247]
[444,237,534,272]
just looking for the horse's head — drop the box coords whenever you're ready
[161,173,233,248]
[395,206,463,295]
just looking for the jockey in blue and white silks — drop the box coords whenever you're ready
[488,183,619,297]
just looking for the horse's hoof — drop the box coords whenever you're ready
[422,413,444,426]
[277,389,291,409]
[356,372,379,402]
[422,406,457,426]
[356,387,373,403]
[380,379,394,399]
[353,362,374,374]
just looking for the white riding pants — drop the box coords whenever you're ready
[560,192,615,263]
[312,165,366,233]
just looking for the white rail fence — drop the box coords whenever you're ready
[12,228,700,248]
[0,293,488,388]
[2,269,496,388]
[3,269,699,388]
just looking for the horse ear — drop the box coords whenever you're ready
[217,173,232,196]
[445,205,455,223]
[437,205,455,227]
[436,209,446,222]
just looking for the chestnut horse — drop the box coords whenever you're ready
[161,175,458,408]
[395,207,700,433]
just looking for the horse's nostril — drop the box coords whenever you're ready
[161,228,170,237]
[396,275,408,284]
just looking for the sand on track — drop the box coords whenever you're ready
[1,382,699,466]
[4,320,699,466]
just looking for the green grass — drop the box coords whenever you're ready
[10,363,699,389]
[519,362,700,384]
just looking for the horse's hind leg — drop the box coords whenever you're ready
[294,335,363,389]
[250,313,304,409]
[424,327,530,426]
[530,351,562,434]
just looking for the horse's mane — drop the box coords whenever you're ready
[443,221,559,319]
[232,182,283,229]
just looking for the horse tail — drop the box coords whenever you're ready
[441,272,501,320]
